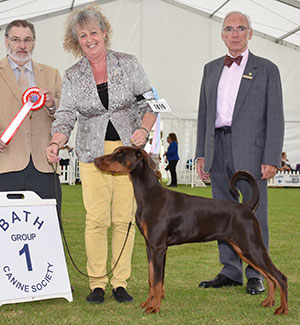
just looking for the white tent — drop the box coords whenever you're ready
[1,0,299,170]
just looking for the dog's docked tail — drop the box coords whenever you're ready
[230,170,259,212]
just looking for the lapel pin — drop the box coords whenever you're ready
[243,72,252,80]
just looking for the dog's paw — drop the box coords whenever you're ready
[143,305,161,314]
[274,305,289,315]
[261,298,275,308]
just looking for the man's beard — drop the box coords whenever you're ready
[7,47,33,63]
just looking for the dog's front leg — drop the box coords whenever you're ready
[141,247,167,314]
[140,245,154,309]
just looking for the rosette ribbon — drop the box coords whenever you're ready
[0,87,46,144]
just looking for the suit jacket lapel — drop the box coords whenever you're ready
[33,61,45,88]
[107,49,121,83]
[232,52,258,121]
[0,57,23,105]
[106,50,123,111]
[75,56,105,111]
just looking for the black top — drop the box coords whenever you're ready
[97,82,120,141]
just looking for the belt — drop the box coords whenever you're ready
[215,126,231,134]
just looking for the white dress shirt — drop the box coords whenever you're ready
[215,49,249,128]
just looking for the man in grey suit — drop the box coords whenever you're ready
[195,11,284,294]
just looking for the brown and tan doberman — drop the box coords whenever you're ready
[94,146,288,315]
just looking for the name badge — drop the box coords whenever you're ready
[148,98,171,112]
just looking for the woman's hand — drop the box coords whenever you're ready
[46,133,68,163]
[131,128,149,147]
[46,142,61,163]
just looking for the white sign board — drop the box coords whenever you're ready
[0,191,73,305]
[148,98,172,112]
[271,173,300,187]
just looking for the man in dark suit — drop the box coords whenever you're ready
[0,20,62,207]
[195,11,284,295]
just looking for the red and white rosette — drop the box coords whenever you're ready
[0,87,46,144]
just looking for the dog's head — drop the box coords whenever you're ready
[94,146,159,177]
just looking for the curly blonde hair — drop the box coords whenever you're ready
[63,5,112,57]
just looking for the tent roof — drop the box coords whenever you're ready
[1,0,299,49]
[0,0,113,28]
[169,0,300,49]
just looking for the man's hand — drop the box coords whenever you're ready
[196,158,210,181]
[39,88,55,109]
[0,139,7,153]
[261,164,277,180]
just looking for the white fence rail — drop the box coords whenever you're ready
[59,157,300,188]
[59,151,77,185]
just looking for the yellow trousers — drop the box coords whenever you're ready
[79,141,136,290]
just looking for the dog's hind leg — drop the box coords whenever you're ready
[229,241,288,315]
[266,270,288,315]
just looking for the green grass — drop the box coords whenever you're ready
[1,184,300,324]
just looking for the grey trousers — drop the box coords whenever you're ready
[210,131,268,283]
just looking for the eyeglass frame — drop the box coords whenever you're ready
[7,36,35,45]
[223,26,249,35]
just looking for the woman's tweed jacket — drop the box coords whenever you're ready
[51,49,156,163]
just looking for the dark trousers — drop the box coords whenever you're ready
[169,160,178,185]
[210,132,268,283]
[0,158,62,216]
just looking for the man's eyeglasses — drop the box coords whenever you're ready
[7,37,35,44]
[223,26,249,34]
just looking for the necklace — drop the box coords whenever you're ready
[97,82,108,90]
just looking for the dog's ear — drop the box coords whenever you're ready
[136,148,157,170]
[155,170,162,180]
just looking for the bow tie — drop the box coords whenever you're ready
[224,55,243,68]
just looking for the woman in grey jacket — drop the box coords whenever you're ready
[46,5,156,304]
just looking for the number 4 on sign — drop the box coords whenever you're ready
[19,244,33,271]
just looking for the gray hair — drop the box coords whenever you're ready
[222,11,252,30]
[5,19,36,39]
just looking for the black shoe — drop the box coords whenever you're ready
[112,287,134,303]
[167,184,177,187]
[86,288,105,304]
[246,278,265,295]
[199,274,242,288]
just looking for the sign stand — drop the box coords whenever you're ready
[0,191,73,305]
